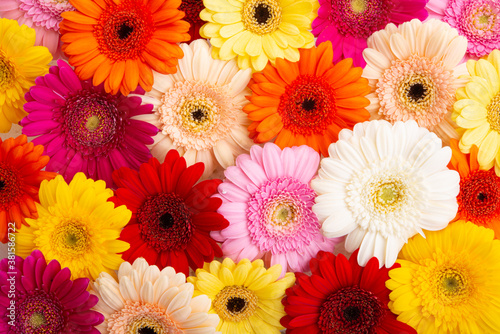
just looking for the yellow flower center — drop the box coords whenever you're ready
[51,220,91,256]
[479,14,490,24]
[180,96,216,133]
[29,312,46,328]
[85,115,101,132]
[436,267,472,305]
[275,205,293,223]
[350,0,367,13]
[397,73,435,113]
[128,317,167,334]
[377,183,400,205]
[213,285,258,322]
[242,0,282,35]
[369,178,406,214]
[0,52,15,90]
[487,93,500,133]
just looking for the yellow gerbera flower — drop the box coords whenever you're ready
[387,221,500,333]
[453,49,500,176]
[199,0,317,72]
[15,173,131,280]
[0,18,52,132]
[188,258,295,333]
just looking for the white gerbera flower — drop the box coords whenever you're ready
[134,39,254,178]
[92,258,220,334]
[311,120,460,267]
[362,19,469,145]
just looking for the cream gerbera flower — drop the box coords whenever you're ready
[92,258,219,334]
[387,221,500,333]
[15,173,131,280]
[135,39,254,178]
[188,258,295,333]
[362,19,468,145]
[453,49,500,176]
[311,120,460,268]
[199,0,317,72]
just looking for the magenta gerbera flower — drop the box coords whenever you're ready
[427,0,500,59]
[312,0,428,67]
[20,59,158,187]
[0,250,103,333]
[211,143,341,277]
[0,0,74,57]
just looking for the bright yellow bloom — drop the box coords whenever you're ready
[16,173,131,280]
[0,18,52,132]
[188,258,295,333]
[199,0,317,72]
[453,49,500,176]
[387,221,500,333]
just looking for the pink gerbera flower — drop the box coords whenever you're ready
[211,143,341,277]
[312,0,428,67]
[20,59,158,187]
[0,0,74,57]
[427,0,500,58]
[0,250,103,333]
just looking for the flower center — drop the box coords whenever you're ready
[275,205,293,223]
[350,0,367,13]
[118,21,134,40]
[318,286,385,334]
[51,220,91,256]
[179,0,205,30]
[479,14,490,24]
[0,180,4,191]
[436,267,471,304]
[137,193,193,252]
[0,52,15,89]
[138,327,157,334]
[213,286,258,322]
[29,312,47,328]
[179,98,215,133]
[333,0,392,38]
[371,179,406,213]
[278,75,337,135]
[399,74,434,109]
[16,290,66,333]
[0,164,22,211]
[487,93,500,133]
[242,0,282,35]
[377,182,400,205]
[85,115,101,131]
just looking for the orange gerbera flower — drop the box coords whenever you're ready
[449,139,500,238]
[243,41,370,156]
[0,135,56,243]
[60,0,190,96]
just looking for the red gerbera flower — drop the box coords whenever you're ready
[179,0,204,41]
[281,250,416,334]
[109,150,229,275]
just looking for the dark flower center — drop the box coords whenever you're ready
[118,22,134,39]
[191,109,207,122]
[159,212,174,229]
[138,327,157,334]
[226,297,247,314]
[0,165,21,210]
[342,305,361,321]
[477,192,487,202]
[408,83,427,102]
[254,4,271,24]
[301,98,316,111]
[0,180,5,191]
[458,170,500,224]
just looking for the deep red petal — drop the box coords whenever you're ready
[175,162,204,198]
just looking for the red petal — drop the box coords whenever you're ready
[175,162,204,198]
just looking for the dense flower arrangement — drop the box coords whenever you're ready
[2,0,500,332]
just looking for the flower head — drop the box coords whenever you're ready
[281,250,416,334]
[311,120,460,268]
[15,173,131,280]
[244,41,370,156]
[0,0,75,57]
[312,0,428,67]
[137,40,253,178]
[387,221,500,333]
[0,135,56,243]
[453,49,500,175]
[0,18,52,132]
[92,257,219,333]
[427,0,500,59]
[21,60,158,187]
[110,150,229,276]
[212,143,341,277]
[0,250,104,333]
[199,0,317,72]
[60,0,190,95]
[188,257,295,333]
[363,19,468,145]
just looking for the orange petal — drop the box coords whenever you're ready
[249,96,280,107]
[256,113,283,132]
[247,107,278,121]
[336,96,370,109]
[276,58,299,85]
[316,41,334,77]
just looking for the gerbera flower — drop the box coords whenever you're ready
[59,0,190,96]
[363,19,468,145]
[0,18,52,133]
[109,150,229,276]
[199,0,317,72]
[136,40,253,178]
[427,0,500,59]
[0,0,74,57]
[387,221,500,333]
[452,49,500,175]
[180,0,205,41]
[281,250,416,334]
[212,143,341,277]
[244,42,370,156]
[15,173,131,280]
[312,0,428,67]
[449,139,500,238]
[92,257,219,333]
[20,59,158,187]
[311,120,460,268]
[0,250,104,333]
[0,135,56,243]
[188,258,295,333]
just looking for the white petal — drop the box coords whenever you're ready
[390,33,411,60]
[170,305,192,323]
[100,285,124,310]
[344,227,367,253]
[385,236,405,267]
[140,281,155,303]
[119,276,139,302]
[214,139,237,168]
[320,209,356,237]
[357,232,377,266]
[158,286,180,309]
[167,289,192,314]
[179,43,194,81]
[153,276,170,303]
